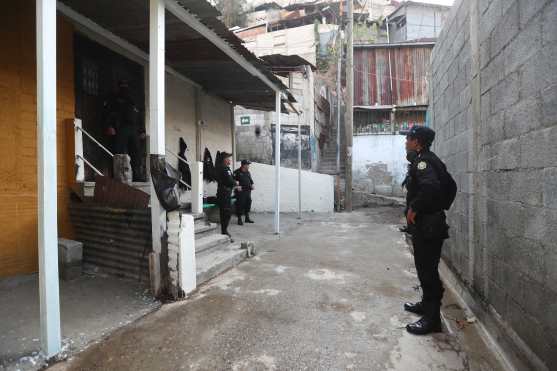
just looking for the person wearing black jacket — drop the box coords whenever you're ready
[216,152,236,240]
[234,160,255,225]
[402,125,450,335]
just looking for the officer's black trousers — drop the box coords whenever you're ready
[219,206,231,235]
[235,191,252,217]
[412,233,444,320]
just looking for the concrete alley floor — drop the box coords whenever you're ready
[49,208,504,371]
[0,275,159,371]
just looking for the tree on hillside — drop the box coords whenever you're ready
[213,0,249,28]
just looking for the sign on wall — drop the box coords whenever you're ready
[240,116,251,125]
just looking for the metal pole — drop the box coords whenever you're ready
[37,0,61,357]
[149,0,166,296]
[274,91,281,234]
[336,27,342,211]
[344,0,354,212]
[296,71,303,220]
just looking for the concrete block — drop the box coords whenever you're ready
[58,238,83,280]
[489,2,519,59]
[480,52,505,95]
[509,170,544,207]
[541,208,557,249]
[503,96,542,139]
[519,126,557,169]
[520,0,551,27]
[479,0,494,15]
[504,20,542,77]
[486,110,505,144]
[58,238,83,264]
[542,0,557,45]
[543,168,557,209]
[520,46,557,97]
[541,84,557,128]
[240,241,256,258]
[490,73,520,114]
[479,39,491,70]
[480,0,502,43]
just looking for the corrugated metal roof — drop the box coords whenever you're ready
[354,44,432,108]
[60,0,291,111]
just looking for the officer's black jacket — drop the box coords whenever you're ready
[216,166,235,200]
[406,149,447,214]
[233,169,254,191]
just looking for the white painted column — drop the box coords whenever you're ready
[36,0,61,358]
[191,161,203,214]
[74,119,84,182]
[149,0,165,154]
[149,0,165,295]
[178,214,196,294]
[298,123,302,220]
[274,91,281,234]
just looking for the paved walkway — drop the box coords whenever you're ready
[50,208,503,371]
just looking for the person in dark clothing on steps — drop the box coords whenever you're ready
[216,152,236,241]
[234,160,255,225]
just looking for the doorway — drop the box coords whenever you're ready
[74,33,147,182]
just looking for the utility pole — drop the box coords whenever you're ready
[344,0,354,212]
[335,17,343,212]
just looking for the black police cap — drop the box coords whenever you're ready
[241,160,251,165]
[399,126,436,145]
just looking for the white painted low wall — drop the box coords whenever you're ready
[244,162,334,213]
[353,134,407,197]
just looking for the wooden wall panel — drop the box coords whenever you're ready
[0,0,75,277]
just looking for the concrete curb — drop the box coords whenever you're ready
[439,261,546,371]
[404,231,543,371]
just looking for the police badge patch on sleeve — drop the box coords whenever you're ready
[417,161,427,170]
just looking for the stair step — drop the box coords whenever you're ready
[195,234,230,255]
[195,223,219,239]
[196,244,247,287]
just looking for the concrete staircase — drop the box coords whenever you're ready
[193,214,246,286]
[318,121,346,209]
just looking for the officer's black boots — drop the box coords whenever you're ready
[406,316,442,335]
[237,217,244,226]
[404,302,425,315]
[245,214,254,223]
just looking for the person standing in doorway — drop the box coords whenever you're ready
[234,160,255,225]
[104,80,144,181]
[402,125,453,335]
[216,152,236,241]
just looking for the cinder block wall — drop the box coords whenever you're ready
[429,0,557,368]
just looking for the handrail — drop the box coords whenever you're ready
[166,148,191,189]
[75,124,114,158]
[76,154,104,176]
[166,148,189,165]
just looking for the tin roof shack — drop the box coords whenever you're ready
[352,42,433,200]
[384,1,451,43]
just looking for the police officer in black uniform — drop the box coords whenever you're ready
[234,160,255,225]
[402,126,450,335]
[104,80,144,180]
[216,152,236,241]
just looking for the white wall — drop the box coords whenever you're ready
[245,162,334,213]
[146,72,234,199]
[165,74,197,167]
[353,135,407,197]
